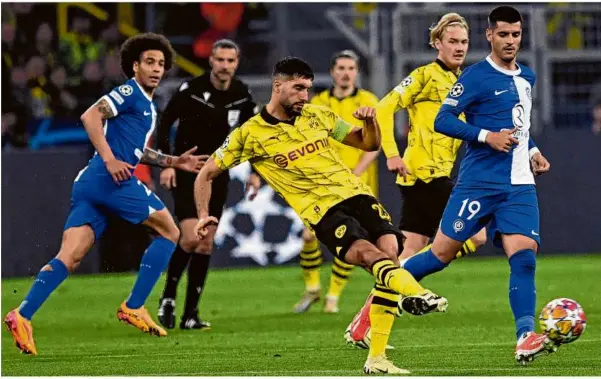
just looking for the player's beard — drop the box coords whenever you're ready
[282,101,304,117]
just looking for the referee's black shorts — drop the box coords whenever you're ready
[172,171,229,222]
[398,177,454,238]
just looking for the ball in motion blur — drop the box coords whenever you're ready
[539,298,586,344]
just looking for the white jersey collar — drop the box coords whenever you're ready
[486,55,521,76]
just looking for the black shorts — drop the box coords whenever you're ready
[399,177,454,238]
[172,171,229,222]
[312,195,402,261]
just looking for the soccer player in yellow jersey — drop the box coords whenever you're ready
[294,50,380,315]
[194,57,447,374]
[345,13,487,348]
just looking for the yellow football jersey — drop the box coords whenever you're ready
[311,88,380,196]
[212,104,374,227]
[377,60,464,186]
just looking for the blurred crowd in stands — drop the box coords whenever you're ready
[1,3,269,150]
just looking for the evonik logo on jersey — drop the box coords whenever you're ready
[273,138,330,168]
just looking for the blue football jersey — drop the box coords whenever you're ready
[76,78,158,180]
[435,56,539,187]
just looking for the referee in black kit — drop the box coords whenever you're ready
[156,39,261,330]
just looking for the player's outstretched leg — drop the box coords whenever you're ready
[117,209,178,337]
[343,238,447,315]
[4,225,95,355]
[324,257,354,313]
[294,229,323,313]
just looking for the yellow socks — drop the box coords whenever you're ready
[300,238,323,291]
[326,257,354,299]
[371,259,424,296]
[456,239,477,259]
[369,287,400,357]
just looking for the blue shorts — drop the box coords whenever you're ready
[64,174,165,239]
[439,184,540,248]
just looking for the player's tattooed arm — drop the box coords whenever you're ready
[139,147,174,168]
[95,98,115,120]
[140,146,209,173]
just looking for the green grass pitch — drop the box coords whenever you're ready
[2,254,600,376]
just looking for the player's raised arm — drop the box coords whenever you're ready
[333,107,380,152]
[81,96,134,184]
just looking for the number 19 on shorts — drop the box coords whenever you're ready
[458,199,481,220]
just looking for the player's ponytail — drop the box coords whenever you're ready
[429,13,469,48]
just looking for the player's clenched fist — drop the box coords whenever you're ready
[353,106,376,121]
[530,152,551,176]
[194,216,219,240]
[485,127,519,153]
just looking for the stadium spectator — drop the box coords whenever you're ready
[48,66,78,118]
[31,23,57,73]
[59,13,103,87]
[103,53,123,91]
[73,60,105,116]
[2,66,29,148]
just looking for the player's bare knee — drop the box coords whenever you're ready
[179,234,198,253]
[158,223,180,244]
[504,234,538,256]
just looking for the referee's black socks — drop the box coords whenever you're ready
[162,246,191,300]
[184,253,211,317]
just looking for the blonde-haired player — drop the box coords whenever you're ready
[345,12,487,347]
[294,50,380,314]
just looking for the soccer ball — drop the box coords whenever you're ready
[539,298,587,344]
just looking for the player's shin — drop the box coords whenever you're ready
[127,237,176,309]
[300,239,323,292]
[18,258,69,320]
[509,249,537,339]
[369,289,400,358]
[370,259,424,296]
[401,247,448,281]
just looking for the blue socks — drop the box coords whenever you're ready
[402,248,448,282]
[19,258,69,320]
[508,249,537,340]
[126,237,176,309]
